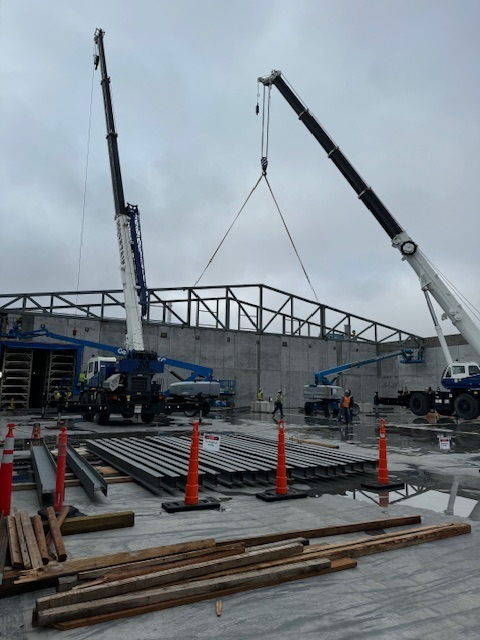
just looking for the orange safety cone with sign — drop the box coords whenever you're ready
[54,426,68,512]
[0,423,15,516]
[161,421,220,513]
[256,419,308,502]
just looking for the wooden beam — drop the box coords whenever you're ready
[0,517,9,584]
[217,515,422,547]
[35,542,305,612]
[32,515,50,566]
[33,557,334,627]
[52,558,356,630]
[76,543,246,584]
[11,537,218,585]
[45,507,67,563]
[18,511,43,570]
[14,510,32,570]
[45,506,70,549]
[54,512,135,536]
[6,516,22,569]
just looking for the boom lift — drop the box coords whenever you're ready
[257,70,480,420]
[304,349,412,416]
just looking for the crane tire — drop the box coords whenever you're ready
[454,394,480,420]
[95,412,110,425]
[408,392,429,416]
[304,402,313,415]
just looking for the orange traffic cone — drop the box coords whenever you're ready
[275,419,288,495]
[31,422,41,440]
[256,419,307,502]
[161,420,220,513]
[377,419,389,484]
[361,419,405,492]
[54,426,68,512]
[0,423,15,516]
[184,421,200,505]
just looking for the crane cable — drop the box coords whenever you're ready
[194,173,264,287]
[258,81,319,302]
[74,50,96,319]
[194,82,319,304]
[262,175,319,302]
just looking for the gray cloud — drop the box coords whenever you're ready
[1,0,479,340]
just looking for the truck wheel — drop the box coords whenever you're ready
[95,412,110,425]
[184,409,198,417]
[141,413,155,424]
[454,394,480,420]
[408,392,429,416]
[304,402,313,415]
[352,403,360,416]
[82,412,95,422]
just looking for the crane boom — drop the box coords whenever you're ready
[94,29,145,353]
[258,70,480,361]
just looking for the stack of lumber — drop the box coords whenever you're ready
[7,515,468,629]
[0,506,68,579]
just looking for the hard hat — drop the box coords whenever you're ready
[345,389,351,394]
[278,389,282,393]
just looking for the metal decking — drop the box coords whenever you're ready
[86,433,378,494]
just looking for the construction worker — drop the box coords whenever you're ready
[272,390,284,420]
[257,388,264,401]
[78,371,86,390]
[339,389,354,424]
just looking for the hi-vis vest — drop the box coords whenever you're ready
[342,396,351,408]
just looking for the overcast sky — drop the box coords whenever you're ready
[1,0,479,339]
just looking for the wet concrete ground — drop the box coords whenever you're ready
[3,405,480,521]
[1,406,480,639]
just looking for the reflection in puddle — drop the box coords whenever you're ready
[346,476,480,521]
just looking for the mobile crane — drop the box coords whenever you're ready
[43,28,225,424]
[258,70,480,419]
[0,323,225,421]
[304,349,413,416]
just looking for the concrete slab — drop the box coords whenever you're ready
[1,409,480,639]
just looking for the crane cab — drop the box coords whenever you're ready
[85,355,117,387]
[441,362,480,389]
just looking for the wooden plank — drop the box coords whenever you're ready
[302,521,471,560]
[45,507,67,563]
[33,557,334,627]
[45,506,70,549]
[32,515,50,566]
[12,537,218,584]
[0,517,9,584]
[76,543,246,583]
[217,515,423,547]
[35,542,305,611]
[14,510,32,570]
[52,558,357,630]
[6,516,22,569]
[18,511,43,570]
[56,512,135,536]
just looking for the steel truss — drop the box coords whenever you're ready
[0,284,423,346]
